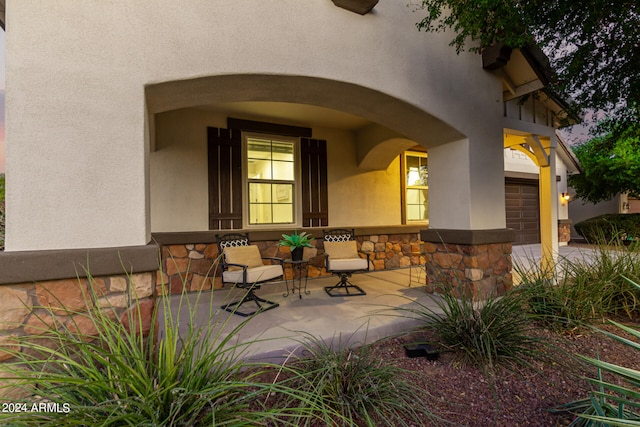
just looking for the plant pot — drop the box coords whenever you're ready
[291,246,304,261]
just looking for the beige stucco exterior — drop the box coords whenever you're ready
[6,0,510,251]
[150,108,402,231]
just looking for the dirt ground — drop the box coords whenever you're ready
[371,323,640,426]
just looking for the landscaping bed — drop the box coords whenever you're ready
[367,323,640,426]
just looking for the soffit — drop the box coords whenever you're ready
[495,45,579,125]
[500,49,548,102]
[196,101,371,131]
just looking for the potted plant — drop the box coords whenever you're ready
[279,231,315,261]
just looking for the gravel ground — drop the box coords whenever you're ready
[371,323,640,426]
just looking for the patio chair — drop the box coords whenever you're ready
[323,228,370,297]
[216,233,284,316]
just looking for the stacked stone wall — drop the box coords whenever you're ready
[160,233,425,294]
[558,221,572,244]
[422,242,513,299]
[0,273,155,362]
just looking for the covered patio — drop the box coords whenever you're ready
[160,244,598,363]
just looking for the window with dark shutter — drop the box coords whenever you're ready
[208,121,328,229]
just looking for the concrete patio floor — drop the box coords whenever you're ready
[161,267,441,364]
[160,243,599,363]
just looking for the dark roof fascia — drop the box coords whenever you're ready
[556,132,583,174]
[520,44,582,124]
[519,44,555,87]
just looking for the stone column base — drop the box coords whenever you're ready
[558,219,572,246]
[420,229,515,299]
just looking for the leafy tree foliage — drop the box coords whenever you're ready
[416,0,639,114]
[568,123,640,203]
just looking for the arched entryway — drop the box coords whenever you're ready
[504,130,559,269]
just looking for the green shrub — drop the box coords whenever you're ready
[275,334,435,427]
[574,213,640,244]
[0,272,317,426]
[551,278,640,426]
[516,242,640,327]
[0,173,5,204]
[397,287,540,371]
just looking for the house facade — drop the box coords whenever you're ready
[569,194,640,240]
[0,1,572,347]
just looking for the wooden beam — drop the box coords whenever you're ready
[503,80,545,102]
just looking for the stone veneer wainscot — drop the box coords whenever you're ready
[155,230,428,295]
[420,229,515,299]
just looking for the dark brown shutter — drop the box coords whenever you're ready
[300,138,328,227]
[208,127,242,230]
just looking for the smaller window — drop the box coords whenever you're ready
[404,152,428,223]
[246,135,296,225]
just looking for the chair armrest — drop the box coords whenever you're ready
[221,262,249,272]
[358,251,371,270]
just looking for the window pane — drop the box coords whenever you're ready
[249,204,272,224]
[272,203,294,223]
[406,205,421,221]
[406,189,420,204]
[406,154,428,187]
[272,141,294,161]
[247,139,272,160]
[273,184,293,203]
[249,183,272,203]
[247,159,272,180]
[272,160,294,180]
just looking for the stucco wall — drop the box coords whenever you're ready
[555,157,570,221]
[321,127,402,227]
[5,0,505,251]
[151,109,215,231]
[504,148,540,175]
[150,108,401,231]
[569,196,622,239]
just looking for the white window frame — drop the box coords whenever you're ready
[403,151,429,224]
[242,132,302,229]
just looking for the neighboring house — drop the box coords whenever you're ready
[569,194,640,240]
[0,2,575,342]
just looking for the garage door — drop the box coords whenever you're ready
[505,179,540,245]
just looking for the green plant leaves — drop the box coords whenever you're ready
[279,231,315,248]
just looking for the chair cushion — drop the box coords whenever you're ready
[324,241,359,259]
[222,264,283,284]
[224,245,264,271]
[327,258,368,272]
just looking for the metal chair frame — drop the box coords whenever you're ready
[216,233,284,316]
[323,228,370,297]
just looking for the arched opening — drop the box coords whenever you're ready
[147,74,466,233]
[146,74,464,152]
